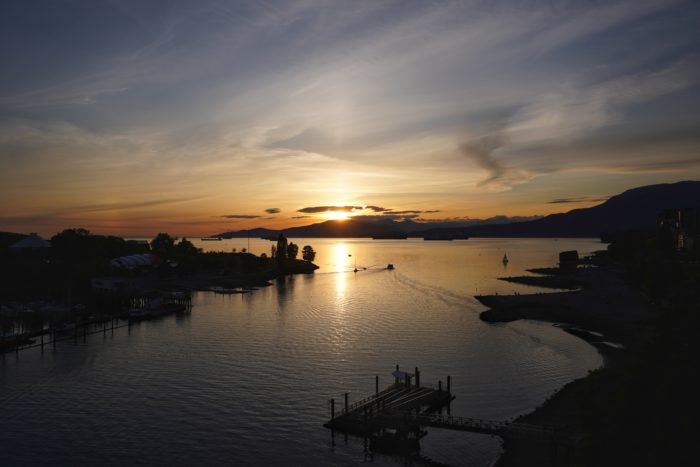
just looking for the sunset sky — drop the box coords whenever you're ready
[2,0,699,237]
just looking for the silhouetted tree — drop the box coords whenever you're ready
[302,245,316,262]
[287,242,299,259]
[276,234,288,261]
[51,228,92,259]
[151,233,176,258]
[172,237,200,273]
[174,237,199,257]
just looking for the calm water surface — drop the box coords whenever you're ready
[1,238,603,466]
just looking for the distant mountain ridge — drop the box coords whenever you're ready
[418,181,700,238]
[215,216,542,239]
[215,181,700,239]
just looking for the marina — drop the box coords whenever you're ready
[1,292,192,354]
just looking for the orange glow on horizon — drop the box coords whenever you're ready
[321,211,355,221]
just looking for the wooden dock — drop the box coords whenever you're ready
[1,291,192,355]
[325,366,570,458]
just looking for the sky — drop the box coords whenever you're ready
[1,0,699,237]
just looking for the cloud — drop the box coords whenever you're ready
[460,129,534,188]
[375,209,441,216]
[221,214,260,219]
[291,215,311,219]
[548,196,609,204]
[384,210,423,215]
[2,0,699,237]
[413,217,472,223]
[265,208,280,214]
[297,205,363,213]
[364,205,389,212]
[353,214,420,221]
[412,215,544,224]
[75,197,201,213]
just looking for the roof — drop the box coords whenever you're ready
[10,233,51,249]
[110,254,160,269]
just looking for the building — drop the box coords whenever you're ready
[658,208,698,251]
[559,250,579,271]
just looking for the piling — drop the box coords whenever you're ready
[447,375,451,394]
[345,392,349,415]
[375,375,379,394]
[415,367,420,388]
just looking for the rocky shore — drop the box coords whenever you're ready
[479,263,655,343]
[477,256,658,465]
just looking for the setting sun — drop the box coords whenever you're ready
[322,211,354,221]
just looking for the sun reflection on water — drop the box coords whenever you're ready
[333,243,350,295]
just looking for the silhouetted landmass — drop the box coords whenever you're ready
[216,216,543,238]
[419,181,700,238]
[497,275,583,289]
[215,227,281,238]
[0,229,318,302]
[216,181,700,239]
[482,233,700,466]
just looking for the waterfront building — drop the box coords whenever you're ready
[658,208,698,251]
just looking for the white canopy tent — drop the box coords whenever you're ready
[9,233,51,249]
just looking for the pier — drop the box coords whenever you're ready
[1,291,191,355]
[325,366,570,458]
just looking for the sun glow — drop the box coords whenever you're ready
[322,211,354,221]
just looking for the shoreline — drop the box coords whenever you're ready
[108,260,320,295]
[477,259,656,466]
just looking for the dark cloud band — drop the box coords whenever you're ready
[297,205,363,213]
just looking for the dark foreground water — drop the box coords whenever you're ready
[1,238,602,466]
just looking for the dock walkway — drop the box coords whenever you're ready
[325,366,567,457]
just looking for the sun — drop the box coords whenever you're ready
[322,211,354,221]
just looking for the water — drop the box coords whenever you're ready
[1,238,603,466]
